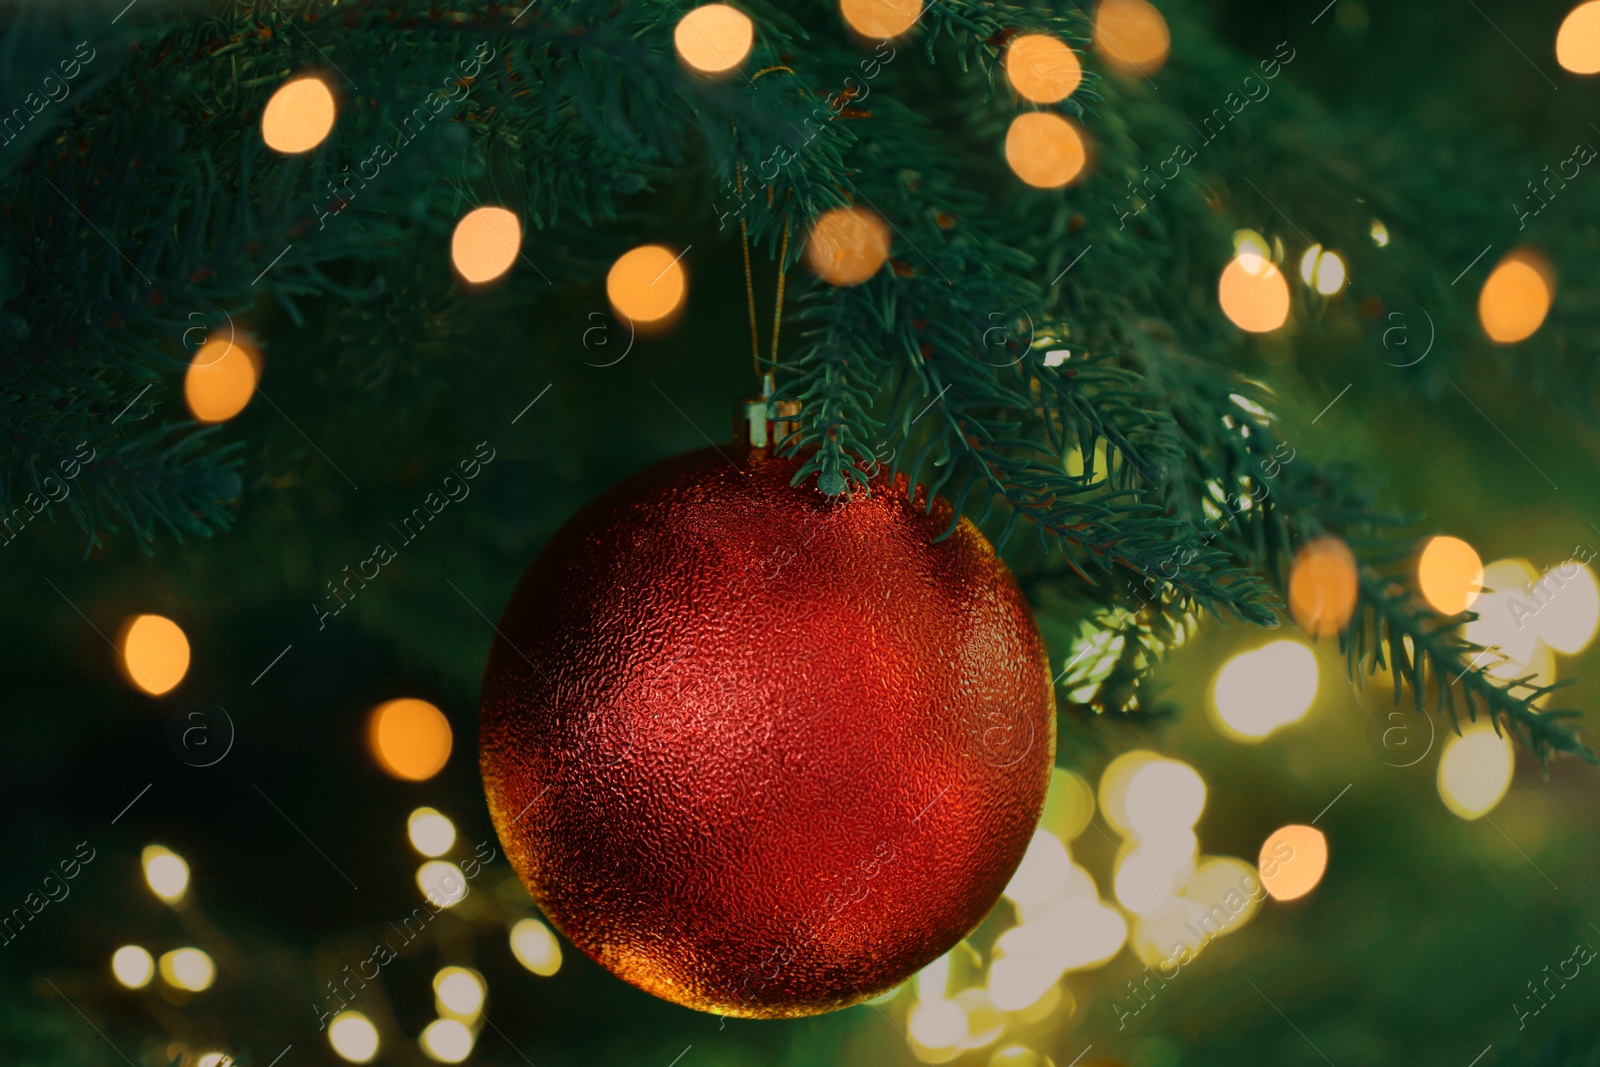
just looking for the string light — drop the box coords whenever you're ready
[510,917,563,976]
[1038,767,1095,842]
[805,207,891,286]
[1287,537,1359,638]
[1006,34,1083,103]
[111,945,155,989]
[262,75,336,153]
[1122,759,1206,833]
[119,614,191,696]
[675,5,755,73]
[1258,824,1327,901]
[1463,559,1547,686]
[327,1011,380,1063]
[196,1055,233,1067]
[419,1018,475,1063]
[1218,252,1291,333]
[434,967,486,1021]
[408,807,457,857]
[1002,831,1074,906]
[1184,856,1262,933]
[1004,112,1089,188]
[1297,244,1348,295]
[142,845,190,904]
[908,996,969,1050]
[1417,535,1483,616]
[1210,640,1319,741]
[839,0,921,39]
[1094,0,1171,76]
[185,337,259,423]
[417,861,469,908]
[1478,249,1553,344]
[1437,722,1515,820]
[1557,2,1600,74]
[368,698,453,781]
[451,207,521,284]
[1528,561,1600,654]
[1370,218,1390,247]
[159,947,216,992]
[1097,749,1162,835]
[607,245,689,323]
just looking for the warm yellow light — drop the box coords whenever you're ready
[196,1055,233,1067]
[1094,0,1170,76]
[142,845,190,904]
[840,0,921,39]
[1288,537,1359,638]
[420,1018,475,1063]
[1184,856,1261,934]
[1210,640,1319,741]
[510,917,563,976]
[408,807,457,858]
[917,952,952,1002]
[1123,758,1207,833]
[675,4,754,73]
[1006,34,1083,103]
[990,1048,1051,1067]
[1418,535,1484,616]
[451,207,521,284]
[1464,559,1547,686]
[1218,254,1291,333]
[805,207,891,286]
[368,698,453,781]
[1530,561,1600,654]
[952,988,1005,1050]
[1097,748,1161,835]
[1039,767,1095,842]
[1479,250,1553,344]
[1258,824,1327,901]
[159,947,216,992]
[111,945,155,989]
[417,861,468,908]
[262,75,336,154]
[985,955,1060,1013]
[1113,832,1197,915]
[908,996,970,1049]
[1298,245,1347,295]
[1002,831,1073,906]
[1438,722,1515,820]
[607,244,688,323]
[1557,1,1600,73]
[1005,112,1089,189]
[328,1011,380,1063]
[185,338,259,423]
[1370,218,1390,247]
[120,614,191,696]
[434,966,485,1021]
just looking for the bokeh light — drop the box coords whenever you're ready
[159,947,216,992]
[262,75,336,153]
[510,917,563,976]
[420,1018,475,1063]
[1438,722,1515,820]
[840,0,921,39]
[417,861,468,908]
[1478,249,1553,344]
[1298,244,1347,295]
[142,844,190,904]
[1210,640,1319,741]
[1003,831,1074,906]
[675,5,754,73]
[434,966,486,1021]
[111,945,155,989]
[1370,218,1390,247]
[1004,112,1089,189]
[1038,767,1095,842]
[1464,558,1550,687]
[196,1055,232,1067]
[1418,535,1484,616]
[1288,537,1359,638]
[1258,824,1327,901]
[1557,1,1600,73]
[1094,0,1170,76]
[908,996,969,1049]
[185,338,259,423]
[1185,856,1262,933]
[327,1011,380,1064]
[1097,749,1162,834]
[990,1048,1051,1067]
[368,698,453,781]
[451,207,521,284]
[1218,252,1291,333]
[1006,34,1083,103]
[1528,561,1600,655]
[119,614,191,696]
[1122,759,1206,833]
[805,207,891,286]
[607,244,689,323]
[408,807,457,857]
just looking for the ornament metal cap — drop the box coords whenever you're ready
[738,372,801,449]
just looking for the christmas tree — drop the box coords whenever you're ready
[4,0,1600,1064]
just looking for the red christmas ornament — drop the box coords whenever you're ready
[480,434,1055,1018]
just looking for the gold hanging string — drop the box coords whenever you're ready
[733,66,796,386]
[770,216,790,373]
